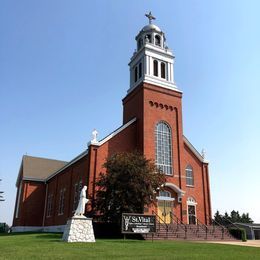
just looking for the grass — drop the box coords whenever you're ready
[0,233,259,259]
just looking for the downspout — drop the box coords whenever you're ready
[175,107,183,221]
[92,148,98,212]
[42,182,48,227]
[201,164,207,224]
[205,164,212,222]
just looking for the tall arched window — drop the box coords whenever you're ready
[161,62,166,79]
[155,121,172,175]
[153,60,158,77]
[186,165,194,186]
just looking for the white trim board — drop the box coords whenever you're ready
[11,225,65,233]
[91,117,137,147]
[183,135,208,163]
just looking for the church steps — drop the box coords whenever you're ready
[143,223,238,241]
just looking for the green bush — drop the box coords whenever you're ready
[228,227,247,242]
[0,223,6,233]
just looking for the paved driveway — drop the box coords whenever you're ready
[206,240,260,248]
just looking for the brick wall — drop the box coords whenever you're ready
[13,82,211,227]
[87,120,137,212]
[13,180,46,226]
[44,156,89,226]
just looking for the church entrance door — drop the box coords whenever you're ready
[188,205,196,224]
[158,200,172,224]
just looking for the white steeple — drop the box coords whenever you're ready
[128,12,178,93]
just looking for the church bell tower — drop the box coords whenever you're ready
[128,12,178,93]
[123,13,186,218]
[123,12,184,164]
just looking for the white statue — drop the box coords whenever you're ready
[91,129,98,143]
[74,186,89,217]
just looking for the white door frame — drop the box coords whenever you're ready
[187,197,197,224]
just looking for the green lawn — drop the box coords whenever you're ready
[0,233,259,259]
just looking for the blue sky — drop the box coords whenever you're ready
[0,0,260,225]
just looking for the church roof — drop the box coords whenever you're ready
[16,155,67,186]
[141,24,161,32]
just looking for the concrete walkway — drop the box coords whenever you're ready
[205,240,260,248]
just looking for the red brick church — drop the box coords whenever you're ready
[12,14,212,233]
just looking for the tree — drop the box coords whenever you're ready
[214,210,254,225]
[0,179,4,202]
[214,210,222,224]
[230,210,240,223]
[240,213,253,224]
[95,151,166,224]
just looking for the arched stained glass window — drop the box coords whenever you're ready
[153,60,158,77]
[155,121,172,175]
[186,165,194,186]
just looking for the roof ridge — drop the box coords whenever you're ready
[23,154,68,163]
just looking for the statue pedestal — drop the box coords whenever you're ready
[62,216,95,242]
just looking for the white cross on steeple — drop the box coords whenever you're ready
[145,11,156,24]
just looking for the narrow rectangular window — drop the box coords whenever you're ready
[186,166,194,186]
[73,181,82,212]
[161,62,166,79]
[134,67,138,82]
[58,189,65,215]
[139,62,142,79]
[73,183,78,211]
[153,60,158,77]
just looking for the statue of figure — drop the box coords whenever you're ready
[74,186,89,217]
[91,129,98,143]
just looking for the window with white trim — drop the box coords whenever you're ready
[159,190,171,198]
[146,34,152,43]
[186,165,194,186]
[187,197,196,204]
[133,61,143,83]
[161,62,166,79]
[153,60,158,76]
[155,121,173,175]
[155,35,161,46]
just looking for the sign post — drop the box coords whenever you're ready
[121,213,156,236]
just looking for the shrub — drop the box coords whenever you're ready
[228,227,247,242]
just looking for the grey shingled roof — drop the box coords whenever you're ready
[21,155,67,181]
